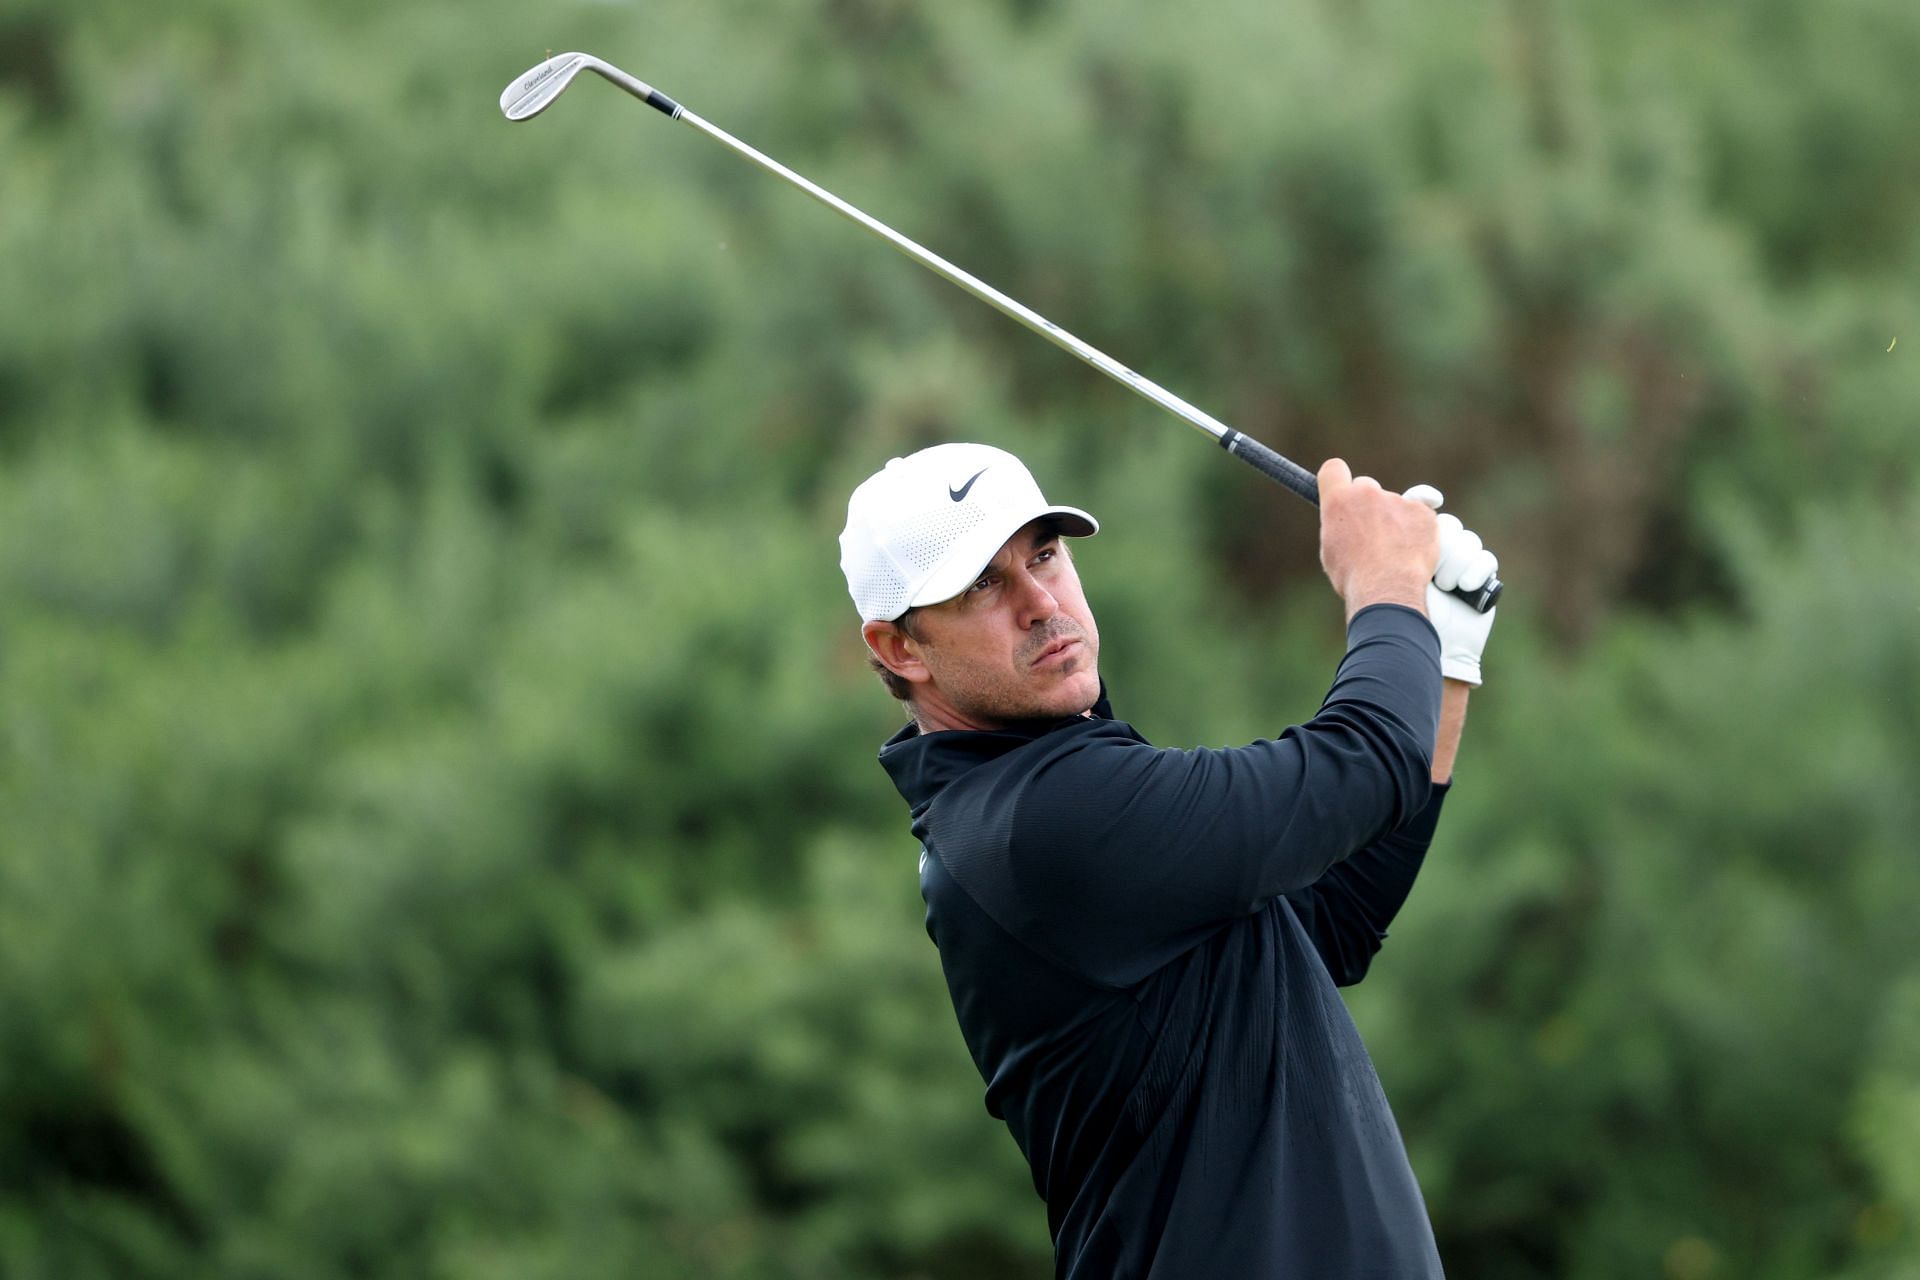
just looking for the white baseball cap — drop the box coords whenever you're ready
[839,443,1098,622]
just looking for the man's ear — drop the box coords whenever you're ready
[863,619,933,687]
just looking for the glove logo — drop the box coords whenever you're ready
[948,468,988,502]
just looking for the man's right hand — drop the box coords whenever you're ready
[1317,458,1440,620]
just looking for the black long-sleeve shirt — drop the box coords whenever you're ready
[878,603,1449,1279]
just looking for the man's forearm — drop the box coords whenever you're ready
[1431,679,1469,783]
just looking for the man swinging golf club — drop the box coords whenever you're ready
[841,442,1497,1278]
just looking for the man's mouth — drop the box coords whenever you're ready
[1031,637,1080,669]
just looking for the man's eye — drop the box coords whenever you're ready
[970,576,994,593]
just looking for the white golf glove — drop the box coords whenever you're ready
[1403,485,1498,687]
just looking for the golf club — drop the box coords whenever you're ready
[500,52,1503,612]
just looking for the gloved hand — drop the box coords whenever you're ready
[1403,485,1498,686]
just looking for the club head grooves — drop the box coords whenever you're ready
[500,52,592,121]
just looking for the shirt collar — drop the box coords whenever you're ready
[877,683,1114,811]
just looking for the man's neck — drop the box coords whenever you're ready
[910,705,1095,736]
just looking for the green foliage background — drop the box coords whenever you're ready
[1,0,1916,1275]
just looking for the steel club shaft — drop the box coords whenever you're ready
[499,52,1503,613]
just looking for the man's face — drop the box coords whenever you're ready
[881,520,1101,730]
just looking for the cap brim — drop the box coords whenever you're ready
[905,504,1098,611]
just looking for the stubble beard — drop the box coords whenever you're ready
[930,615,1100,727]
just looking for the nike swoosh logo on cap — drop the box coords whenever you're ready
[948,468,988,502]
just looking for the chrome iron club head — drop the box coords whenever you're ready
[500,52,681,122]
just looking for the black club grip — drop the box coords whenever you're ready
[1219,430,1504,614]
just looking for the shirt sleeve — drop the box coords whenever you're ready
[1004,604,1444,987]
[1283,782,1448,988]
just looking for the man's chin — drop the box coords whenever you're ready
[1036,666,1101,719]
[956,668,1099,729]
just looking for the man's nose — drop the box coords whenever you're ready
[1011,570,1058,627]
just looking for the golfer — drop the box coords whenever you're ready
[840,443,1498,1278]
